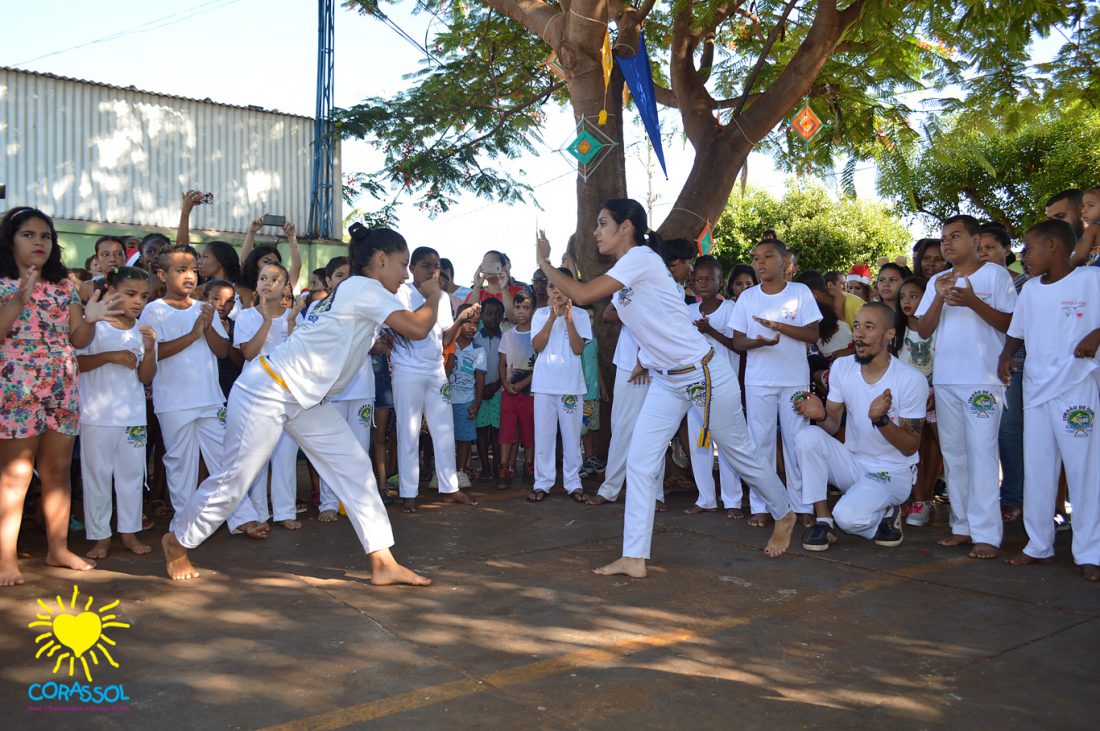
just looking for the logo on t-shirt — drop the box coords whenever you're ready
[967,391,996,418]
[616,287,634,307]
[1061,301,1087,319]
[1063,406,1094,438]
[125,426,147,448]
[781,307,798,322]
[357,403,373,427]
[561,395,578,413]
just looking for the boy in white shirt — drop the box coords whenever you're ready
[686,257,742,515]
[731,239,822,526]
[139,245,238,534]
[528,269,592,502]
[448,303,487,486]
[1001,219,1100,580]
[915,214,1017,559]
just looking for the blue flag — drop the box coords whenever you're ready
[614,31,667,179]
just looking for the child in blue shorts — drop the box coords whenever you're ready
[447,303,486,487]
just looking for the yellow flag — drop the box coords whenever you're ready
[601,30,613,88]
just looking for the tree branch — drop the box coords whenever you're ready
[734,0,800,115]
[482,0,565,44]
[451,82,566,155]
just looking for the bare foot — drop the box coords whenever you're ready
[593,556,647,578]
[656,500,667,513]
[120,533,152,555]
[726,508,745,519]
[1080,564,1100,582]
[46,548,96,572]
[161,533,199,580]
[86,538,111,560]
[747,513,771,528]
[279,519,302,530]
[1004,552,1054,566]
[368,549,432,586]
[237,521,270,540]
[937,534,972,547]
[0,559,25,587]
[764,512,797,558]
[585,494,613,505]
[317,510,339,522]
[798,513,816,528]
[683,505,717,515]
[401,498,418,513]
[442,491,478,506]
[968,542,998,559]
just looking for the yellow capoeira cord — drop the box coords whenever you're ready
[692,349,716,449]
[259,356,290,392]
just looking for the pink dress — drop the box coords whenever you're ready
[0,278,81,438]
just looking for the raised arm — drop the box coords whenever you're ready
[176,190,204,245]
[531,307,556,353]
[240,217,263,265]
[69,290,123,349]
[284,222,302,290]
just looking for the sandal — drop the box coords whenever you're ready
[149,499,174,519]
[526,489,548,503]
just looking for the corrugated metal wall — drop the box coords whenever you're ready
[0,67,341,236]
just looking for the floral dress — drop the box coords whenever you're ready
[0,278,81,438]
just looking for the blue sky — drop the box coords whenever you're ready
[1,0,1041,280]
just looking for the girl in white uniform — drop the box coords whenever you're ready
[536,199,797,578]
[161,225,437,587]
[228,262,304,533]
[528,269,592,501]
[76,267,158,559]
[390,246,480,513]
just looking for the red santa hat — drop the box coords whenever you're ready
[846,264,872,286]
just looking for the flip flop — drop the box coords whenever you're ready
[526,490,548,503]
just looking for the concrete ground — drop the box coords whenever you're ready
[2,477,1098,730]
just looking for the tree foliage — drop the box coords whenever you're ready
[876,103,1100,236]
[338,0,1084,239]
[713,183,912,273]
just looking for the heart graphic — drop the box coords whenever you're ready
[53,612,103,658]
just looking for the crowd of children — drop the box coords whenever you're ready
[1,184,1098,587]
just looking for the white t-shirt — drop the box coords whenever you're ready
[819,321,854,357]
[75,320,148,426]
[332,355,376,402]
[915,263,1017,386]
[449,342,487,403]
[689,299,739,371]
[233,307,291,358]
[530,306,592,395]
[391,283,453,373]
[139,299,228,414]
[827,355,927,472]
[899,329,935,383]
[266,276,402,409]
[605,246,708,370]
[730,282,821,387]
[500,327,536,385]
[1007,267,1100,407]
[611,322,640,371]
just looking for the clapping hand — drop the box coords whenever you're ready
[868,388,892,422]
[944,277,980,309]
[83,289,125,323]
[536,228,551,263]
[794,392,826,421]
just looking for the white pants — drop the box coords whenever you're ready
[79,424,146,540]
[797,426,914,539]
[174,366,394,554]
[157,404,226,518]
[936,384,1005,546]
[745,385,811,514]
[598,366,664,501]
[227,431,300,530]
[1021,376,1100,564]
[320,398,375,513]
[687,407,741,509]
[392,369,458,498]
[533,393,584,493]
[624,353,793,559]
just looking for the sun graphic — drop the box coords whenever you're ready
[27,585,130,682]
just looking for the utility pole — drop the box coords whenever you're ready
[307,0,335,239]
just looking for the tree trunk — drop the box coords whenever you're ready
[658,131,754,239]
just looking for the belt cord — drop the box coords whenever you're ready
[696,349,715,449]
[260,356,290,392]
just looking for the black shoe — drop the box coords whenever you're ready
[801,521,837,552]
[873,506,904,547]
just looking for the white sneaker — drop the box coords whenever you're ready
[457,471,472,489]
[905,501,932,527]
[428,474,438,489]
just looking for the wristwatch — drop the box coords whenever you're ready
[872,413,890,429]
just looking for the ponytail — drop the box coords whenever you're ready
[347,223,408,277]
